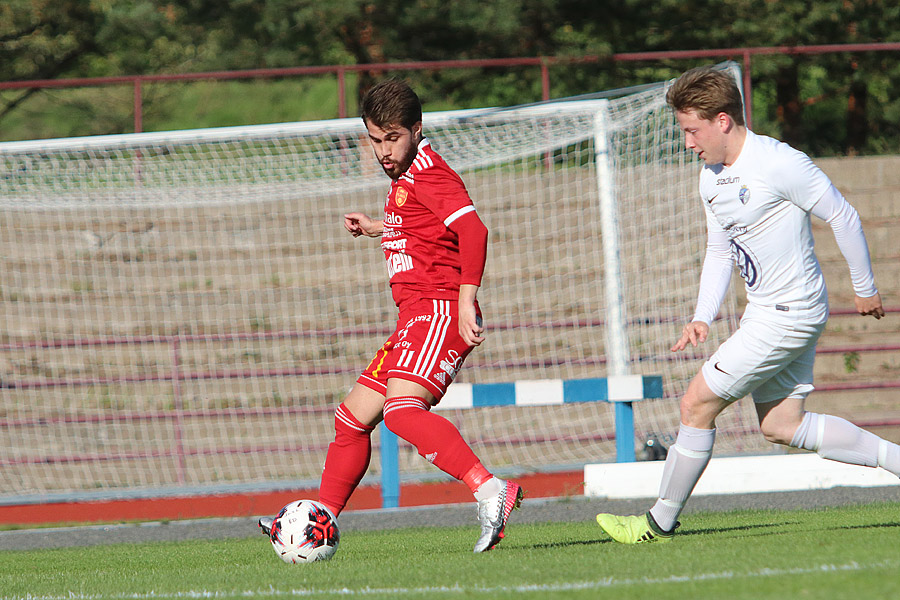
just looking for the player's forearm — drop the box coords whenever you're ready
[368,220,385,237]
[345,212,385,238]
[834,219,878,298]
[811,186,878,297]
[458,283,479,306]
[692,233,732,325]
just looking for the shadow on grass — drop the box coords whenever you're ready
[523,519,900,550]
[679,520,802,538]
[683,519,900,539]
[838,521,900,531]
[526,521,801,549]
[528,538,610,550]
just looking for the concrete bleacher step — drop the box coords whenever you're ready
[584,454,899,499]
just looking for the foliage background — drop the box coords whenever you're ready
[2,0,900,155]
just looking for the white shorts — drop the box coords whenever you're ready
[701,303,826,404]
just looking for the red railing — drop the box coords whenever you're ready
[3,308,898,483]
[4,42,900,133]
[4,308,898,392]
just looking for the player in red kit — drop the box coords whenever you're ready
[259,79,523,553]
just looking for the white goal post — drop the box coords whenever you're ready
[0,64,766,502]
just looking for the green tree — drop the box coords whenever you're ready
[2,0,900,154]
[0,0,102,121]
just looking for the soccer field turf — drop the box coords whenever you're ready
[1,502,898,600]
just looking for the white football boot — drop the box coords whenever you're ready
[473,479,524,552]
[258,516,274,537]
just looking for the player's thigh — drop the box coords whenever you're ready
[356,323,405,399]
[701,313,819,404]
[386,298,475,401]
[385,378,436,405]
[750,324,821,405]
[341,383,387,427]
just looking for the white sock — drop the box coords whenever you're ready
[473,476,503,502]
[791,412,900,477]
[648,424,716,532]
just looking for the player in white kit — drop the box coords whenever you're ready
[596,66,900,544]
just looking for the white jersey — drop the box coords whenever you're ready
[698,130,832,315]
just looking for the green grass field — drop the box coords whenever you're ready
[1,502,898,600]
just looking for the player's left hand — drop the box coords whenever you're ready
[671,321,709,352]
[855,292,885,319]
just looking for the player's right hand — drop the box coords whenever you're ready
[671,321,709,352]
[343,212,381,237]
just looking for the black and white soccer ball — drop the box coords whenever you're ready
[268,499,340,563]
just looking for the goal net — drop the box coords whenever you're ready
[0,65,768,501]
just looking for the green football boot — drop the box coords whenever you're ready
[595,512,677,544]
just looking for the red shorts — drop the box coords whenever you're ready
[358,298,479,401]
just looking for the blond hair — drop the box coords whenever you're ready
[666,66,745,126]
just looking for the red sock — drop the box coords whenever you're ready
[382,396,480,481]
[318,403,374,517]
[461,461,493,493]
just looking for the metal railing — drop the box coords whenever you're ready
[3,42,900,133]
[2,308,898,485]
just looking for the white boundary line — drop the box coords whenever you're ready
[3,559,896,599]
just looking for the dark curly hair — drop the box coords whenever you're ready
[361,79,423,131]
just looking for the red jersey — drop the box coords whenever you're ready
[381,138,483,306]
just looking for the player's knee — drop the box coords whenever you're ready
[381,396,429,431]
[761,429,789,445]
[758,402,807,446]
[678,374,727,429]
[758,420,795,446]
[679,398,718,429]
[333,402,376,438]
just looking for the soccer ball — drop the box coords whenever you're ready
[268,499,340,563]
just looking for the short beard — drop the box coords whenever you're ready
[381,141,418,180]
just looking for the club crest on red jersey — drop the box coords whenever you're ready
[395,187,408,207]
